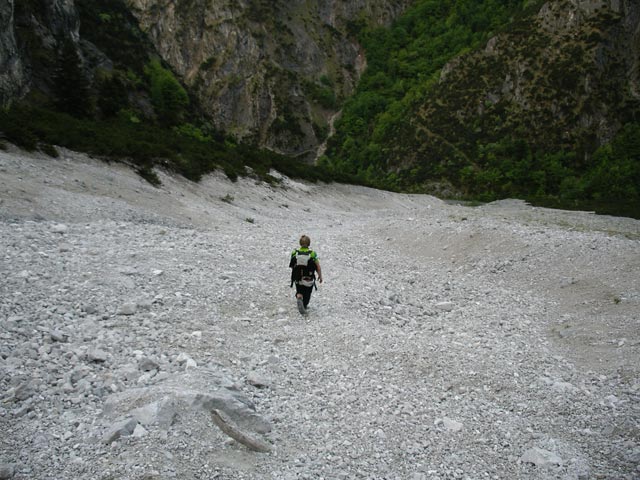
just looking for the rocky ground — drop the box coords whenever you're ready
[0,146,638,480]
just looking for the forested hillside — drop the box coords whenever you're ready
[322,0,640,217]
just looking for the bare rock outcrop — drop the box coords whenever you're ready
[125,0,411,158]
[0,0,26,107]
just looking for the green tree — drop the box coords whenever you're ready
[585,124,640,201]
[145,59,189,125]
[97,71,129,117]
[325,0,532,189]
[53,40,92,117]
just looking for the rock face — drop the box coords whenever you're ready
[0,0,409,157]
[3,0,83,101]
[0,0,26,106]
[393,0,640,170]
[125,0,410,158]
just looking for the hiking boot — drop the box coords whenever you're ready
[297,297,306,314]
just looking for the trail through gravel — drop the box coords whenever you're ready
[1,147,639,480]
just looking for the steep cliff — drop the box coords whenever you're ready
[0,0,26,107]
[125,0,410,158]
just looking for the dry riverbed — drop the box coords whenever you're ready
[1,146,639,479]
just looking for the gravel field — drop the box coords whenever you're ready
[0,147,639,480]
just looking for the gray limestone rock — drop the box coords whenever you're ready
[0,464,15,480]
[51,224,68,234]
[435,301,454,312]
[520,447,563,467]
[436,417,463,432]
[138,358,160,372]
[102,417,139,444]
[185,390,272,434]
[117,303,137,316]
[246,371,270,389]
[49,330,68,343]
[86,349,108,363]
[13,382,37,402]
[130,397,180,429]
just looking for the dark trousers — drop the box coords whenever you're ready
[295,283,313,308]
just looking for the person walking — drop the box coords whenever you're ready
[289,235,323,314]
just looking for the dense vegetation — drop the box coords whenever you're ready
[322,0,534,184]
[322,0,640,217]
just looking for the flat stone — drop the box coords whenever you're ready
[117,303,137,316]
[440,417,463,432]
[520,447,563,467]
[87,349,108,363]
[435,302,454,312]
[51,224,68,234]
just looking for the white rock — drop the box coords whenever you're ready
[86,349,108,363]
[132,424,148,438]
[117,303,137,315]
[551,381,576,393]
[441,417,463,432]
[138,357,159,372]
[247,371,270,388]
[176,352,195,365]
[131,397,180,429]
[520,447,563,467]
[102,417,139,444]
[435,302,454,312]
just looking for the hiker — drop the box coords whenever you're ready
[290,235,323,314]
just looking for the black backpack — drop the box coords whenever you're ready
[290,249,316,287]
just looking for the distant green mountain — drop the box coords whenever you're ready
[323,0,640,217]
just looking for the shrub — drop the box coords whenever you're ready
[53,40,93,118]
[40,143,59,157]
[144,59,189,125]
[136,165,161,186]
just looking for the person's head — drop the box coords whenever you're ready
[299,235,311,248]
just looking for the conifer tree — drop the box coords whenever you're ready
[53,40,92,117]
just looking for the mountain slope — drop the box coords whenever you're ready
[324,0,640,213]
